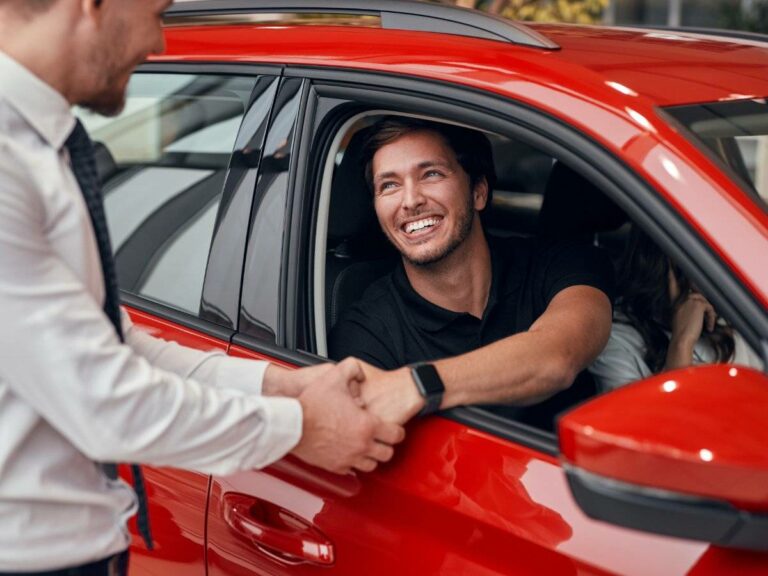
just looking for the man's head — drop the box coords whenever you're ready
[361,117,496,267]
[0,0,172,115]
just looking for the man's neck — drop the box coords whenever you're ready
[403,225,492,319]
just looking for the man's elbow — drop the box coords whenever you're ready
[544,357,578,394]
[521,357,577,405]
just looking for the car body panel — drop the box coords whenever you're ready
[560,364,768,512]
[215,348,741,576]
[121,308,229,575]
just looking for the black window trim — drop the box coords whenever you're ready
[263,65,768,456]
[117,62,285,343]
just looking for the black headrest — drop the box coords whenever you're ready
[538,162,627,238]
[328,128,377,243]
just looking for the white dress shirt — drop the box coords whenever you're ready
[0,52,302,572]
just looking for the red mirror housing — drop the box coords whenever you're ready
[559,364,768,549]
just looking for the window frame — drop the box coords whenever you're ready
[270,66,768,454]
[112,63,283,341]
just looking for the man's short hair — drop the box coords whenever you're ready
[360,116,497,210]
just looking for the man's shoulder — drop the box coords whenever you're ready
[0,133,41,197]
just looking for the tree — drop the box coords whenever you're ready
[439,0,608,24]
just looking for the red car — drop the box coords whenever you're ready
[79,1,768,574]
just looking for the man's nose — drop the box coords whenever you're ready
[401,180,426,211]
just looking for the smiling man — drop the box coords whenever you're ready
[329,117,615,427]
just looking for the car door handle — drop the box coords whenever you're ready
[221,493,335,566]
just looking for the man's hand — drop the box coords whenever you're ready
[358,363,425,426]
[291,358,405,474]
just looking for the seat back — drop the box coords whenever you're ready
[325,128,397,330]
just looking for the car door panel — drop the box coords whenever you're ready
[122,307,227,576]
[96,68,282,575]
[205,353,713,576]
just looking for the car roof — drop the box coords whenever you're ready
[156,17,768,108]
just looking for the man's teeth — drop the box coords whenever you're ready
[405,218,440,234]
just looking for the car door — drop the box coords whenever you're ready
[80,65,281,575]
[203,71,768,575]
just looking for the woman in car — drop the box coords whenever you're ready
[589,226,762,391]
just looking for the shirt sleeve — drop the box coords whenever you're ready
[0,151,301,475]
[123,310,269,396]
[538,239,616,307]
[588,322,652,392]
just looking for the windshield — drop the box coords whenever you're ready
[664,98,768,210]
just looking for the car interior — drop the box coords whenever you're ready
[316,113,634,430]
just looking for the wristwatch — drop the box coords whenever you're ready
[409,362,445,416]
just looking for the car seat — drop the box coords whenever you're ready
[325,128,397,331]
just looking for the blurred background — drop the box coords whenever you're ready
[434,0,768,31]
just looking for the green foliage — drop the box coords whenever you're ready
[444,0,608,23]
[501,0,608,23]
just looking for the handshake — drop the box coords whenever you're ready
[265,359,427,475]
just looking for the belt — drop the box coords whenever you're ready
[0,552,129,576]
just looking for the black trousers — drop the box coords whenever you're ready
[0,552,128,576]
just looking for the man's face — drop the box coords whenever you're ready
[80,0,172,115]
[372,130,487,267]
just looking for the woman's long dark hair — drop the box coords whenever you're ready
[617,227,735,372]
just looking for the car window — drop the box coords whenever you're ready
[664,98,768,207]
[316,110,763,433]
[317,113,624,430]
[239,78,304,344]
[77,73,258,317]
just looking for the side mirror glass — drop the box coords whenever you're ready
[559,365,768,551]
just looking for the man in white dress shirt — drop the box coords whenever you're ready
[0,1,404,574]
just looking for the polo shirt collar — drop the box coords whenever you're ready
[0,51,76,150]
[392,239,508,333]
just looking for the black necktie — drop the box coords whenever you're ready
[65,119,154,551]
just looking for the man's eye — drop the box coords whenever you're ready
[425,170,443,178]
[377,181,398,194]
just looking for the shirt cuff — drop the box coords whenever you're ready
[245,396,303,469]
[214,356,269,396]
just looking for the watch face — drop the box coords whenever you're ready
[411,363,445,415]
[412,363,445,395]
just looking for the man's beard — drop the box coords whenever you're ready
[80,75,127,117]
[80,25,130,117]
[401,193,476,267]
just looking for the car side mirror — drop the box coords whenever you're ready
[558,364,768,551]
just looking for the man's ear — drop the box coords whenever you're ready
[473,176,489,211]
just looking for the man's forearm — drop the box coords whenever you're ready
[360,286,612,424]
[436,286,611,409]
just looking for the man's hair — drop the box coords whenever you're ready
[360,116,497,209]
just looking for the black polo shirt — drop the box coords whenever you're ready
[330,236,614,368]
[328,236,614,429]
